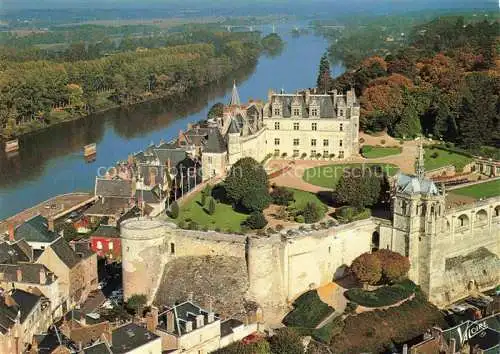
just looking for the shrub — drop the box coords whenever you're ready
[241,192,272,212]
[345,301,358,314]
[295,215,305,223]
[269,328,304,354]
[170,201,179,219]
[283,290,335,328]
[276,224,284,231]
[178,220,186,229]
[344,279,417,307]
[243,211,268,229]
[271,186,294,205]
[302,202,322,223]
[336,206,371,223]
[351,253,382,286]
[126,294,147,315]
[359,137,365,144]
[188,221,199,230]
[214,227,221,232]
[380,139,386,145]
[430,151,439,159]
[301,152,307,159]
[281,152,288,158]
[276,206,288,220]
[208,197,216,215]
[213,339,270,354]
[329,153,335,159]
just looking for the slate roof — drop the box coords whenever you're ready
[138,164,165,186]
[14,215,58,244]
[153,149,188,168]
[10,289,42,323]
[136,189,161,204]
[83,342,112,354]
[49,237,80,269]
[111,323,159,354]
[90,226,120,239]
[85,197,130,217]
[95,179,133,198]
[220,318,244,337]
[73,241,95,259]
[396,172,439,195]
[0,241,30,264]
[0,296,18,334]
[0,263,56,285]
[269,93,340,118]
[205,128,227,153]
[158,301,219,336]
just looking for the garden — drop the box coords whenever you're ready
[424,146,473,172]
[361,145,402,158]
[449,179,500,200]
[302,163,398,189]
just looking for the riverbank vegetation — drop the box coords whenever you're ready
[0,25,282,138]
[321,14,499,155]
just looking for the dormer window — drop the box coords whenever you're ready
[293,108,300,116]
[274,108,281,116]
[311,108,318,117]
[339,109,344,117]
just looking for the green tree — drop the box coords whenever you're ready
[241,192,272,213]
[317,53,332,92]
[350,253,382,287]
[58,223,78,242]
[268,328,304,354]
[208,197,216,215]
[224,157,270,210]
[126,294,148,315]
[302,202,322,224]
[207,102,224,120]
[335,169,382,209]
[243,211,268,229]
[271,186,294,206]
[170,201,179,219]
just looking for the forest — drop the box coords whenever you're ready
[321,15,499,154]
[0,27,278,138]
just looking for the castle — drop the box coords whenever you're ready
[202,84,360,180]
[121,150,500,322]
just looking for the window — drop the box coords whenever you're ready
[274,108,280,116]
[311,139,317,147]
[339,139,343,147]
[311,123,317,131]
[207,156,213,164]
[274,138,280,145]
[108,242,113,250]
[293,122,300,130]
[170,243,175,255]
[274,122,280,130]
[339,109,344,116]
[96,241,103,250]
[293,108,300,116]
[293,150,299,157]
[323,150,329,157]
[339,123,343,131]
[311,108,318,116]
[293,139,300,146]
[323,139,329,146]
[339,151,344,158]
[310,150,317,157]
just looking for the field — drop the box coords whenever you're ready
[173,190,248,233]
[361,145,402,158]
[449,179,500,200]
[303,163,399,189]
[424,147,473,172]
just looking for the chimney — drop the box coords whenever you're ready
[39,268,46,285]
[207,312,215,324]
[47,218,54,232]
[305,89,311,104]
[16,268,22,282]
[149,169,156,187]
[166,311,175,332]
[196,314,204,328]
[185,320,192,333]
[146,306,159,332]
[8,223,15,242]
[187,292,193,302]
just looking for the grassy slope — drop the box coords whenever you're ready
[288,188,328,213]
[361,145,402,158]
[303,163,399,189]
[424,147,473,172]
[450,179,500,200]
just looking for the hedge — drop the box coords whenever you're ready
[283,290,334,328]
[344,279,417,307]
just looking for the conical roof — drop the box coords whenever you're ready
[230,81,241,106]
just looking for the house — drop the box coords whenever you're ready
[110,322,161,354]
[10,215,58,250]
[153,301,257,354]
[0,289,51,353]
[36,237,97,308]
[89,225,121,260]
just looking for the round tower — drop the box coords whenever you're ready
[121,218,176,302]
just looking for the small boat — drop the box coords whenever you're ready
[5,139,19,153]
[83,143,97,157]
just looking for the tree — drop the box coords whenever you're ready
[241,192,272,212]
[271,186,294,206]
[207,102,224,120]
[350,253,382,287]
[302,202,323,224]
[208,197,216,215]
[268,328,304,354]
[243,211,268,230]
[58,223,78,242]
[374,249,410,282]
[335,168,382,209]
[170,201,179,219]
[317,53,332,92]
[224,157,270,209]
[126,294,148,315]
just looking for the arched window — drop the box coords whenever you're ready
[475,210,488,226]
[371,231,380,251]
[456,214,469,229]
[495,206,500,217]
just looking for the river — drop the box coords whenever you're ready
[0,23,344,220]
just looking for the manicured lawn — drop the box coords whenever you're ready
[361,145,402,158]
[424,147,473,172]
[303,163,399,189]
[288,188,328,213]
[344,279,417,308]
[283,290,334,328]
[172,191,248,232]
[449,179,500,200]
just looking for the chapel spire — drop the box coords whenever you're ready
[230,81,241,106]
[416,138,425,180]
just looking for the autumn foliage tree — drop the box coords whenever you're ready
[350,253,382,287]
[373,249,410,282]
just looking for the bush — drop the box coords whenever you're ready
[170,201,179,219]
[126,294,147,315]
[213,339,270,354]
[208,197,216,215]
[344,279,417,307]
[271,186,294,206]
[301,152,307,159]
[359,137,365,144]
[345,301,358,314]
[373,249,410,282]
[243,211,268,229]
[276,224,284,231]
[283,290,335,328]
[295,215,305,223]
[187,221,199,230]
[178,220,186,229]
[241,192,272,212]
[351,253,382,286]
[336,206,371,223]
[269,328,304,354]
[380,139,386,145]
[430,151,439,159]
[302,202,322,223]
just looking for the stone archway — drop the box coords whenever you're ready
[371,231,380,252]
